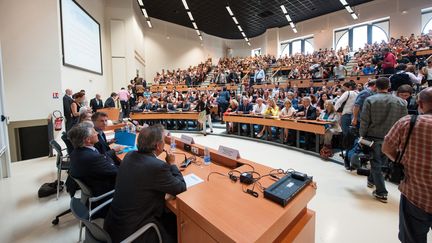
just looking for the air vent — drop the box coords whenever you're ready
[258,10,274,18]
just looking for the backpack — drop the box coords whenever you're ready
[390,71,411,91]
[38,180,64,198]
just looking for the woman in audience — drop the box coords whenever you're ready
[318,100,342,159]
[195,94,213,136]
[226,99,239,133]
[279,99,296,143]
[70,92,85,128]
[316,93,329,112]
[257,99,279,140]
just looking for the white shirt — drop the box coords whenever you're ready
[334,90,358,115]
[253,103,266,114]
[406,71,423,84]
[427,67,432,80]
[280,107,296,117]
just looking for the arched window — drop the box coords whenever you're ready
[335,31,349,51]
[422,9,432,34]
[304,40,314,55]
[334,18,389,51]
[279,36,314,57]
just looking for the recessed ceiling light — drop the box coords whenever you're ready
[345,6,353,13]
[290,22,295,28]
[241,32,246,37]
[141,8,148,18]
[232,17,239,25]
[285,15,292,22]
[182,0,189,10]
[187,11,194,21]
[351,13,358,20]
[226,6,234,16]
[293,28,298,33]
[199,35,203,41]
[247,42,251,46]
[137,0,143,7]
[280,5,287,14]
[192,22,198,29]
[195,29,200,35]
[339,0,348,6]
[147,20,152,28]
[238,25,243,32]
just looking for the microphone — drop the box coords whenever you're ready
[174,152,192,168]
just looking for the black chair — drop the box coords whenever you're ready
[70,197,162,243]
[49,140,71,200]
[61,131,74,155]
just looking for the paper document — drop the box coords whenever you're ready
[184,173,204,188]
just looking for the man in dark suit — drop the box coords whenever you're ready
[295,97,318,149]
[63,89,74,131]
[296,97,317,120]
[237,97,254,135]
[104,124,186,243]
[92,112,122,165]
[104,92,118,108]
[90,94,103,112]
[68,122,118,207]
[218,87,230,124]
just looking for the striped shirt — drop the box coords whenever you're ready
[384,114,432,213]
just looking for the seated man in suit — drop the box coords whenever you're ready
[236,97,254,135]
[68,122,118,215]
[92,112,122,164]
[104,124,186,243]
[104,92,118,108]
[90,94,103,113]
[295,97,317,120]
[295,97,318,149]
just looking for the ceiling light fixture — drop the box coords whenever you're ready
[226,6,234,16]
[226,4,249,45]
[187,11,194,21]
[290,22,295,28]
[285,15,292,22]
[147,20,152,28]
[351,13,358,20]
[142,8,148,18]
[345,6,353,13]
[339,0,348,5]
[293,28,298,33]
[182,0,189,10]
[232,17,239,25]
[137,0,143,7]
[247,42,251,46]
[181,0,202,41]
[280,5,287,14]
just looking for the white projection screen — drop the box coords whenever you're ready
[60,0,103,74]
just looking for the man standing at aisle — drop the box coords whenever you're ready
[118,87,130,118]
[360,77,407,203]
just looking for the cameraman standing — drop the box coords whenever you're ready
[383,87,432,243]
[360,77,407,202]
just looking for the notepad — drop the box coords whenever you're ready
[183,173,204,188]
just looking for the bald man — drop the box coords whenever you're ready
[383,87,432,243]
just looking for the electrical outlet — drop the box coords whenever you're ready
[191,146,199,155]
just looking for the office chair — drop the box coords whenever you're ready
[70,197,162,243]
[49,140,71,200]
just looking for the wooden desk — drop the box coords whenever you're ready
[117,137,316,243]
[130,112,199,120]
[97,108,120,121]
[224,113,329,152]
[416,48,432,56]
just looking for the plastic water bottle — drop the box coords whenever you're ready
[170,136,176,152]
[204,147,211,166]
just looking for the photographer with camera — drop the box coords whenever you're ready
[360,77,407,203]
[382,87,432,243]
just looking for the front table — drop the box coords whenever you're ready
[117,137,316,243]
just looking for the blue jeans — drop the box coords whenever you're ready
[341,113,352,136]
[399,194,432,243]
[367,140,388,195]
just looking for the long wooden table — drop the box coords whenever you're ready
[117,137,317,243]
[130,112,200,130]
[224,113,330,152]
